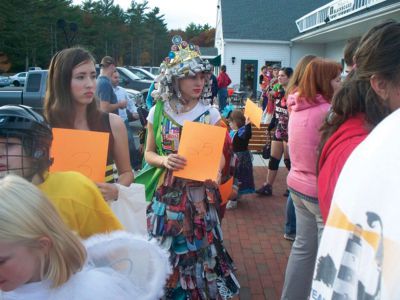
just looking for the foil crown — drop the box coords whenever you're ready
[163,35,201,68]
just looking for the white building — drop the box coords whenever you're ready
[215,0,400,98]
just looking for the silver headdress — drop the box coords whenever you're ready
[151,36,212,114]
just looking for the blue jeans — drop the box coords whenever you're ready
[284,194,296,235]
[218,88,228,112]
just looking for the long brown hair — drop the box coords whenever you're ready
[44,47,102,129]
[318,20,400,163]
[297,58,342,104]
[286,55,317,95]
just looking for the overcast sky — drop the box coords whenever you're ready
[74,0,218,30]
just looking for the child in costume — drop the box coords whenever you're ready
[0,105,123,238]
[226,109,255,209]
[141,36,240,299]
[0,175,171,300]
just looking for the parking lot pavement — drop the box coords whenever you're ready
[222,166,291,300]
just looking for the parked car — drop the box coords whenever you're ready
[136,66,160,76]
[116,67,152,93]
[125,88,144,107]
[126,66,156,81]
[95,66,152,97]
[9,72,27,87]
[0,76,11,87]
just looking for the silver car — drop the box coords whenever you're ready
[9,72,27,87]
[0,76,11,87]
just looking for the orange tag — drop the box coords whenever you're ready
[50,128,109,182]
[219,177,234,205]
[174,121,226,182]
[244,98,263,128]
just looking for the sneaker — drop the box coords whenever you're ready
[226,200,237,210]
[283,189,289,197]
[284,233,296,241]
[255,184,272,196]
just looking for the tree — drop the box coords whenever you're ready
[126,1,148,65]
[144,7,169,66]
[0,0,214,71]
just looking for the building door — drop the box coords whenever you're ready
[240,60,258,99]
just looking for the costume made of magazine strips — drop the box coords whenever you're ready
[146,36,240,300]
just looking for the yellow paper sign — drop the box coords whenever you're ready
[174,121,226,182]
[219,177,234,205]
[244,98,263,128]
[50,128,109,182]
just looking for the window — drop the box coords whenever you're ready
[26,74,41,92]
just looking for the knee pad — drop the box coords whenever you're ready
[268,156,281,170]
[284,158,291,171]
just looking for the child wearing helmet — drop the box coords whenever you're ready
[0,105,123,238]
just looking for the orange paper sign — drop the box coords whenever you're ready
[244,98,263,128]
[174,121,226,182]
[219,177,234,205]
[50,128,109,182]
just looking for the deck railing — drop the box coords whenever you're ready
[296,0,386,33]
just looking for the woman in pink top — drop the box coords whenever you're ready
[281,58,342,300]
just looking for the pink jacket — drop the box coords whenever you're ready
[287,93,330,198]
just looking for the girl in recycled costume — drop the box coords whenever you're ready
[144,36,240,299]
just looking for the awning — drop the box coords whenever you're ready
[208,54,221,66]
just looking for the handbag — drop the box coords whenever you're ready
[109,183,147,235]
[134,100,166,202]
[262,131,272,159]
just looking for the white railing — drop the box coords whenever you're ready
[296,0,386,33]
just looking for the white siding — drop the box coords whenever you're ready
[325,40,346,64]
[291,43,325,66]
[223,42,291,91]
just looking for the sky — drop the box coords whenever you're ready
[74,0,218,30]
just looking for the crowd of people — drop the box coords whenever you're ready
[0,19,399,300]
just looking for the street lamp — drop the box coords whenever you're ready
[57,19,78,48]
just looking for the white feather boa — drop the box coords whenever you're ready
[83,231,172,300]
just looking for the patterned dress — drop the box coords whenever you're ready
[270,84,289,142]
[147,108,240,300]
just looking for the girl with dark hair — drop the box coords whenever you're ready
[281,58,342,300]
[317,20,400,223]
[44,47,133,201]
[256,67,293,196]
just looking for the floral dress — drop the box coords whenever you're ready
[147,108,240,300]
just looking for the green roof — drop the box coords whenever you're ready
[221,0,331,41]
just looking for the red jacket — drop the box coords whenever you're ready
[217,72,231,89]
[317,113,369,223]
